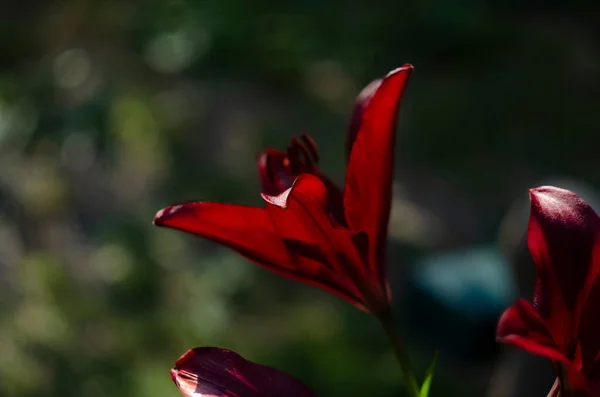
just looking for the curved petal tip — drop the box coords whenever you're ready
[261,187,293,208]
[528,185,599,228]
[529,186,576,200]
[260,174,329,211]
[260,176,305,208]
[385,64,414,78]
[153,204,185,226]
[152,205,181,226]
[345,63,413,162]
[154,202,202,226]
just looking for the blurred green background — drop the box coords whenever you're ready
[1,1,599,396]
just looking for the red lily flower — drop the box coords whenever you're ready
[154,65,413,315]
[171,347,317,397]
[496,186,600,397]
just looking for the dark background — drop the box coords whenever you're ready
[1,1,599,396]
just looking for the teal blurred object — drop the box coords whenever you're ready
[413,245,516,317]
[407,245,516,360]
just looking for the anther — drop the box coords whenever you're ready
[285,134,320,174]
[299,134,320,163]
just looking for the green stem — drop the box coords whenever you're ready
[379,310,420,397]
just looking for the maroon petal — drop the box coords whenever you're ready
[556,361,600,397]
[153,202,291,272]
[343,65,413,276]
[262,174,376,312]
[171,347,317,397]
[576,273,600,375]
[543,368,599,397]
[496,298,571,366]
[346,78,383,161]
[527,187,600,352]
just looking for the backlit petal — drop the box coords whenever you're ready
[556,361,600,397]
[496,299,570,366]
[346,78,383,160]
[262,174,373,312]
[343,64,413,279]
[153,202,290,271]
[577,274,600,374]
[171,347,317,397]
[528,187,600,352]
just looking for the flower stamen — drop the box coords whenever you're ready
[286,134,319,175]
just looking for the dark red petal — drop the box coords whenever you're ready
[577,273,600,374]
[346,78,383,161]
[153,202,290,270]
[496,298,571,366]
[528,187,600,352]
[257,149,296,196]
[556,362,600,397]
[171,347,317,397]
[262,174,376,312]
[343,64,413,278]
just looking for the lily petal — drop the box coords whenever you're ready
[528,187,600,351]
[346,78,383,160]
[262,174,370,311]
[556,361,600,397]
[496,298,571,366]
[577,274,600,374]
[343,64,413,274]
[171,347,317,397]
[153,202,290,271]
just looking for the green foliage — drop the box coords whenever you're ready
[420,351,439,397]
